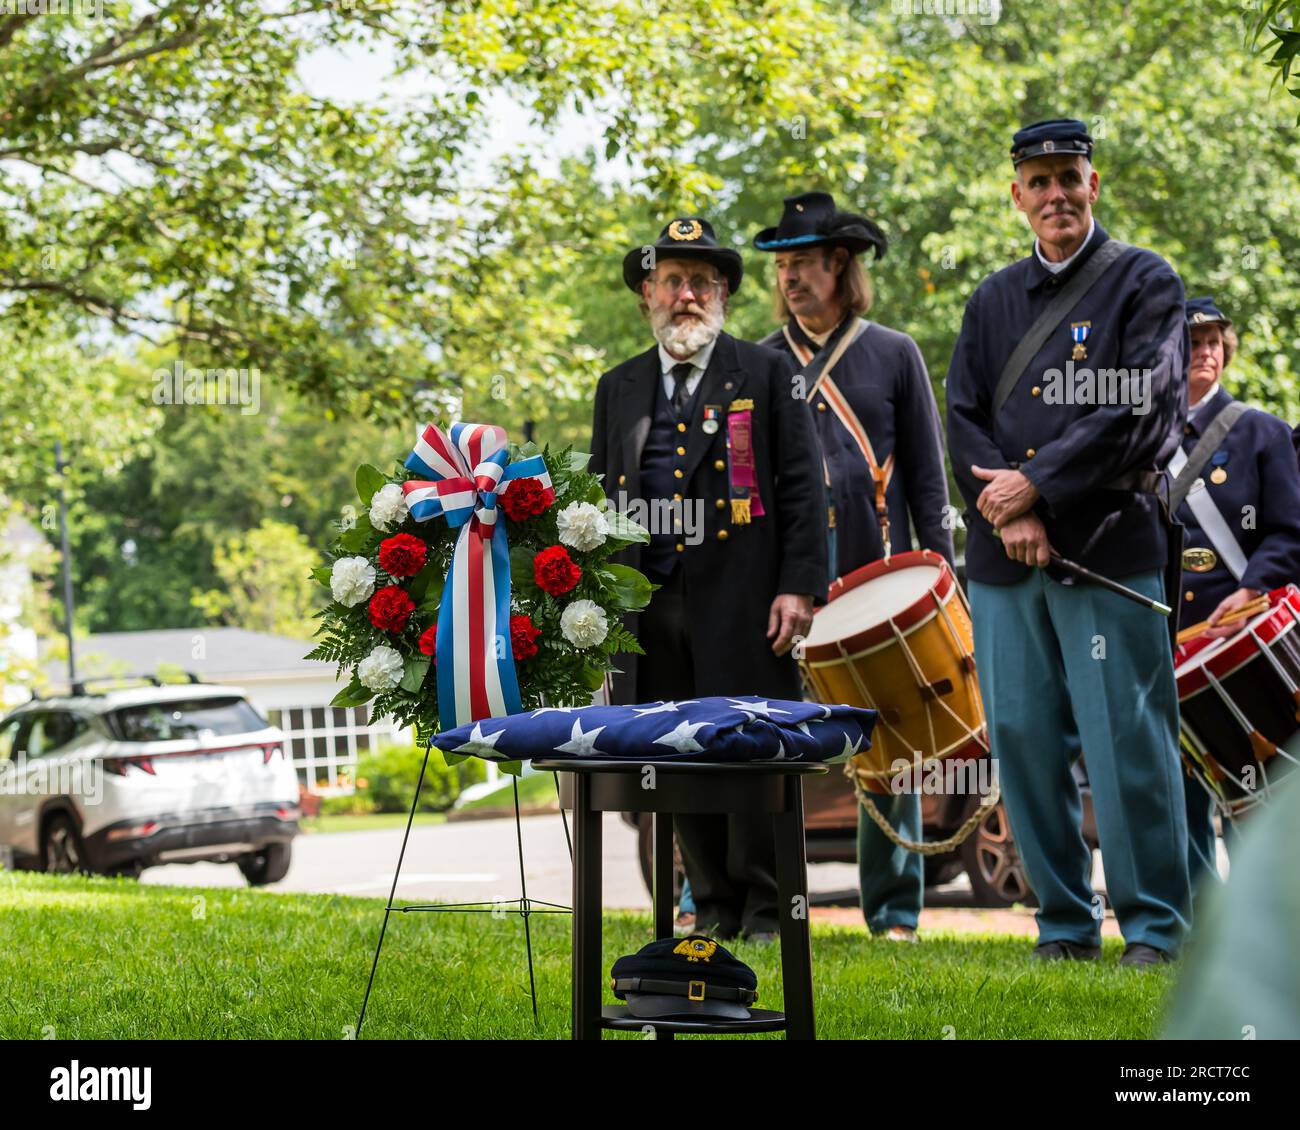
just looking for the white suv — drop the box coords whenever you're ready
[0,681,299,884]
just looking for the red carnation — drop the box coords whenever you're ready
[534,545,581,596]
[378,532,427,578]
[368,585,415,632]
[510,614,541,661]
[501,478,550,522]
[418,624,438,662]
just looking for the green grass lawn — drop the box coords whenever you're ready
[453,770,559,815]
[0,871,1176,1040]
[300,812,446,835]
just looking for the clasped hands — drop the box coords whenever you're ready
[971,465,1051,568]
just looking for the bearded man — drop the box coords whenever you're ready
[590,216,827,941]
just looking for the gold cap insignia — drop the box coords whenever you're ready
[1042,139,1055,152]
[673,937,718,963]
[669,219,703,241]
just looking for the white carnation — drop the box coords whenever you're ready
[560,599,609,649]
[369,482,409,532]
[556,501,609,552]
[357,645,404,692]
[330,556,376,607]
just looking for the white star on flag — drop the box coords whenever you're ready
[532,706,580,715]
[652,719,712,753]
[633,700,696,716]
[726,699,793,719]
[451,722,506,758]
[766,739,787,761]
[554,719,610,757]
[836,730,865,762]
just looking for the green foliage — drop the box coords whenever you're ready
[329,741,486,815]
[191,518,321,638]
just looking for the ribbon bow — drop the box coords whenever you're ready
[402,423,554,729]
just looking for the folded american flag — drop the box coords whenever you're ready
[432,697,876,764]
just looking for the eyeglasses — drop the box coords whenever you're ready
[650,273,723,296]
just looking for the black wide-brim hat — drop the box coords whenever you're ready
[622,217,744,294]
[752,191,887,259]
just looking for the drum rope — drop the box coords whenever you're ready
[846,759,1001,856]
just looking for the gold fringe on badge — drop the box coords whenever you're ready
[731,498,751,524]
[728,398,754,412]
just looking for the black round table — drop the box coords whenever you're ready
[533,758,828,1040]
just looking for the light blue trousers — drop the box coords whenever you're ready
[857,792,923,933]
[970,569,1191,953]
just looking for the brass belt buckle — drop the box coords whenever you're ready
[687,980,706,1001]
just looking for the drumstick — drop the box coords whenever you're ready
[1175,594,1271,646]
[1048,553,1173,616]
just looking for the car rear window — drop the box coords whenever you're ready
[108,697,269,742]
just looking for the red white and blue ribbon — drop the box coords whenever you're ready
[402,422,554,729]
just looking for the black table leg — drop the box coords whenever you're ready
[774,777,815,1040]
[572,772,603,1040]
[653,812,675,940]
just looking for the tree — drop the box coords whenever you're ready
[192,518,320,638]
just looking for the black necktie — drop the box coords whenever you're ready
[670,362,694,416]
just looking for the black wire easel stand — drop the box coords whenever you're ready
[355,743,572,1037]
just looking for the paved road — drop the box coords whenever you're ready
[140,812,864,908]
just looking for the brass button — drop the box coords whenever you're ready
[1185,591,1194,602]
[817,401,827,412]
[1031,386,1041,397]
[715,498,726,510]
[673,492,682,501]
[714,459,726,472]
[617,473,626,486]
[676,445,686,456]
[1025,448,1036,459]
[673,469,684,479]
[677,422,687,433]
[717,529,729,541]
[1184,426,1193,435]
[675,542,684,553]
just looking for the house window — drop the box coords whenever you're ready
[268,703,405,794]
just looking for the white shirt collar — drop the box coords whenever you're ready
[658,335,717,376]
[1035,218,1096,275]
[1188,383,1222,422]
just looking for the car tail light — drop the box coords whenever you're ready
[262,744,284,765]
[106,821,160,841]
[104,757,156,776]
[274,806,299,821]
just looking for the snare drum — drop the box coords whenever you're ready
[799,550,989,795]
[1175,584,1300,818]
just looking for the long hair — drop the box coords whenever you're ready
[771,248,873,322]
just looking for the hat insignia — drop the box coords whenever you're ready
[1043,139,1055,152]
[673,937,718,963]
[669,219,703,242]
[1191,312,1210,323]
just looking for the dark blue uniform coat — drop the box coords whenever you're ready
[946,223,1188,584]
[761,318,955,576]
[1174,387,1300,624]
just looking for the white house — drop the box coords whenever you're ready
[38,627,408,795]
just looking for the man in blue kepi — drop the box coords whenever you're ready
[946,118,1192,966]
[1165,295,1300,897]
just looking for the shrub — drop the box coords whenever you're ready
[347,741,486,814]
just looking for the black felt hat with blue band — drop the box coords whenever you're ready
[752,191,887,260]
